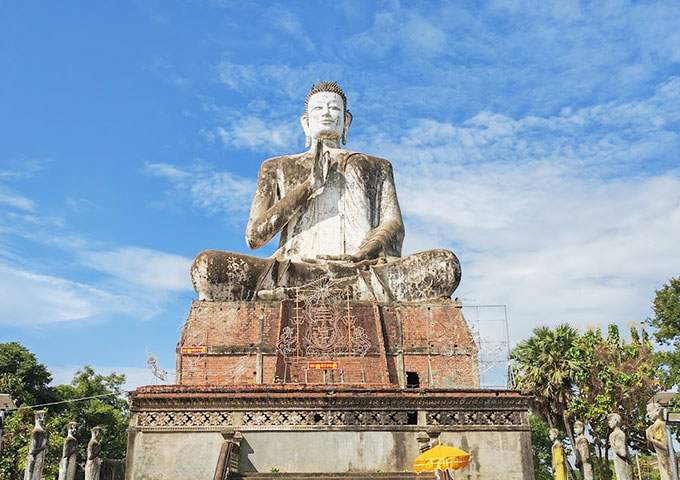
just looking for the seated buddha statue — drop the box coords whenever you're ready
[191,81,460,302]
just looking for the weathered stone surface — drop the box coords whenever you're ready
[125,387,534,480]
[58,422,78,480]
[190,82,461,303]
[646,401,673,480]
[609,413,633,480]
[574,421,593,480]
[24,410,48,480]
[175,299,479,389]
[85,427,102,480]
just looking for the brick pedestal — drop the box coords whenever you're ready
[176,299,479,389]
[125,298,533,479]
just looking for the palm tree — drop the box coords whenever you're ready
[510,324,581,477]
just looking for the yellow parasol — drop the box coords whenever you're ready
[413,442,471,474]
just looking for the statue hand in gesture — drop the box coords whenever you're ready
[309,138,330,191]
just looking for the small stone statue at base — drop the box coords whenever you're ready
[85,427,103,480]
[573,421,594,480]
[549,428,567,480]
[646,401,673,480]
[608,413,633,480]
[24,410,49,480]
[58,422,78,480]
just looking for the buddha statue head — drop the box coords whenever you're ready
[300,81,353,147]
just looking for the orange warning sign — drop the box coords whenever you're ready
[308,361,339,370]
[181,346,207,354]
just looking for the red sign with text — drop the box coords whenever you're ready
[307,361,339,370]
[181,346,207,354]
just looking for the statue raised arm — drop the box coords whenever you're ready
[191,81,460,302]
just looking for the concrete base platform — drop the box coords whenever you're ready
[125,386,534,480]
[232,474,435,479]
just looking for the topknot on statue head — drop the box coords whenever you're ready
[305,81,349,115]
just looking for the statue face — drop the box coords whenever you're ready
[647,403,661,421]
[608,414,620,428]
[68,423,77,435]
[305,92,345,140]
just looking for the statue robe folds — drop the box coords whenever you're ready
[647,420,673,480]
[551,442,567,480]
[192,149,461,302]
[24,428,48,480]
[610,427,633,480]
[58,435,78,480]
[85,439,102,480]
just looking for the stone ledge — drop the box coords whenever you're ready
[129,386,531,411]
[231,474,436,479]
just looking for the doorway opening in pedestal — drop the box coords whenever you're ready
[406,372,420,388]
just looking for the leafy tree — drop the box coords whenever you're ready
[0,342,55,406]
[646,276,680,388]
[44,365,129,479]
[0,406,34,479]
[569,325,659,480]
[529,413,553,480]
[0,350,129,480]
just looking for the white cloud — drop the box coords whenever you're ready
[146,161,255,216]
[0,263,138,326]
[0,191,34,211]
[210,116,300,152]
[80,247,192,292]
[348,76,680,344]
[264,7,315,53]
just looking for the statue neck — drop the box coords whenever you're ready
[311,136,341,150]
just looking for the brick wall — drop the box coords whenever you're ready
[176,299,479,388]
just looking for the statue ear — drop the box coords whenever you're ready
[300,113,311,148]
[342,110,353,145]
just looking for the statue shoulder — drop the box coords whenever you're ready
[344,151,394,172]
[260,152,307,173]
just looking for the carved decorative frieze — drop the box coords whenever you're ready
[427,410,523,426]
[134,407,525,430]
[137,410,232,428]
[240,409,412,427]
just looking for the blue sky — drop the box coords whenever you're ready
[1,0,679,391]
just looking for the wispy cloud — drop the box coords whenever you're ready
[0,263,137,326]
[204,118,300,153]
[350,76,680,341]
[0,191,34,211]
[80,247,192,292]
[145,161,255,216]
[264,7,315,53]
